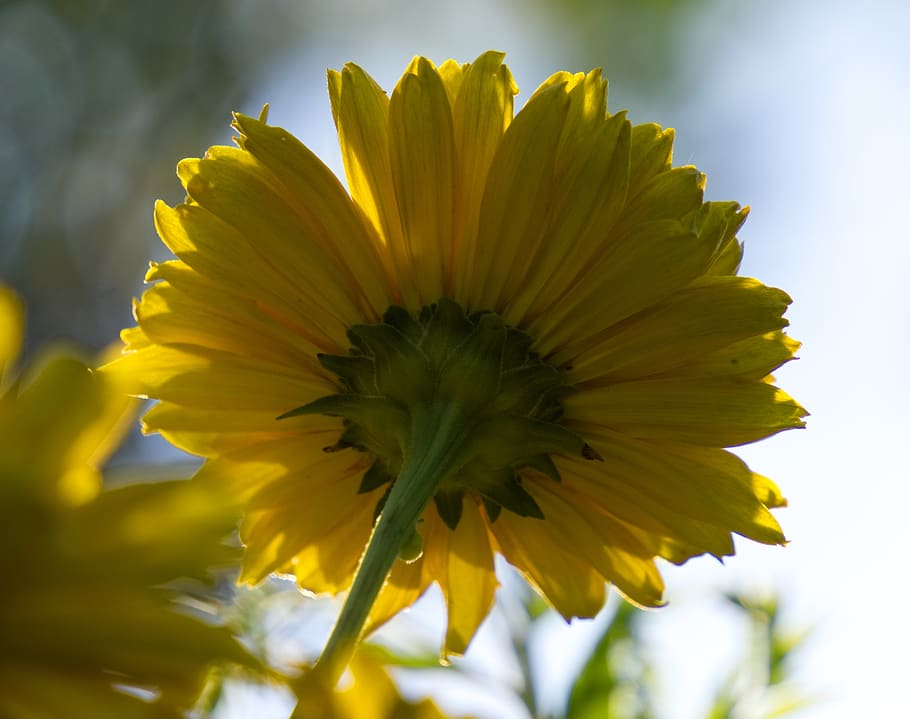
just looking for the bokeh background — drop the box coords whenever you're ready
[2,0,907,717]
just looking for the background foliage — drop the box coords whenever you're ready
[3,0,907,716]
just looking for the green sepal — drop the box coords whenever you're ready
[433,488,464,530]
[347,323,433,404]
[279,394,409,463]
[466,466,544,520]
[322,435,356,452]
[482,497,502,523]
[437,312,506,406]
[501,327,534,369]
[296,299,594,535]
[519,453,562,483]
[494,363,572,415]
[583,443,604,461]
[358,461,394,494]
[471,414,588,467]
[381,305,424,344]
[420,298,474,370]
[316,353,375,393]
[338,420,402,468]
[279,393,405,426]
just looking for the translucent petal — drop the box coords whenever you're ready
[328,63,419,308]
[177,148,365,342]
[491,509,606,621]
[561,430,786,547]
[364,552,431,637]
[154,201,347,352]
[528,480,666,607]
[232,113,393,319]
[439,498,497,655]
[104,344,335,412]
[568,277,793,384]
[503,110,631,327]
[389,57,456,304]
[567,378,807,446]
[142,402,339,457]
[450,50,517,300]
[466,82,570,311]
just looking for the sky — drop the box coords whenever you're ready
[215,1,910,716]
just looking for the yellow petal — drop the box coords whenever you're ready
[292,500,375,594]
[142,402,339,457]
[615,165,705,230]
[669,330,801,380]
[232,113,393,320]
[439,498,497,655]
[562,430,786,547]
[557,459,737,560]
[136,277,320,372]
[0,284,24,387]
[103,344,335,412]
[328,63,419,308]
[703,202,748,275]
[120,324,152,351]
[389,57,456,304]
[177,148,365,342]
[213,434,425,602]
[532,218,719,360]
[528,480,666,608]
[568,276,793,385]
[466,81,570,311]
[450,51,517,300]
[627,122,674,197]
[491,509,606,621]
[0,356,135,506]
[567,377,807,446]
[502,110,631,327]
[238,454,373,582]
[436,57,465,107]
[153,201,347,352]
[552,69,609,160]
[364,551,431,637]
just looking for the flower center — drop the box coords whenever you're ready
[280,298,600,531]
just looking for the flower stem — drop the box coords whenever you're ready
[316,401,466,683]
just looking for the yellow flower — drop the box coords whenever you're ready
[291,647,466,719]
[107,51,805,665]
[0,287,257,717]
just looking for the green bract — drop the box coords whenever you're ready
[280,298,600,531]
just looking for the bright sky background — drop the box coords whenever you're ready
[223,1,908,716]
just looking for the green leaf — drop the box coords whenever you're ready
[565,602,655,719]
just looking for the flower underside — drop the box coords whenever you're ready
[280,298,600,532]
[102,50,807,671]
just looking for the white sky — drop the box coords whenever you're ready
[235,1,909,717]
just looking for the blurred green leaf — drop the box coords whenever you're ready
[565,601,655,719]
[705,592,813,719]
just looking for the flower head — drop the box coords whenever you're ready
[0,287,257,717]
[108,51,805,660]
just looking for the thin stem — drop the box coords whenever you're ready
[316,401,466,683]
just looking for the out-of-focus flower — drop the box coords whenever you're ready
[291,648,464,719]
[107,51,804,662]
[0,286,257,717]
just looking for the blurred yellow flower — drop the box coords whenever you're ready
[0,287,257,717]
[291,648,464,719]
[107,51,805,663]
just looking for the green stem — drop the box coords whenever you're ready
[316,401,466,683]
